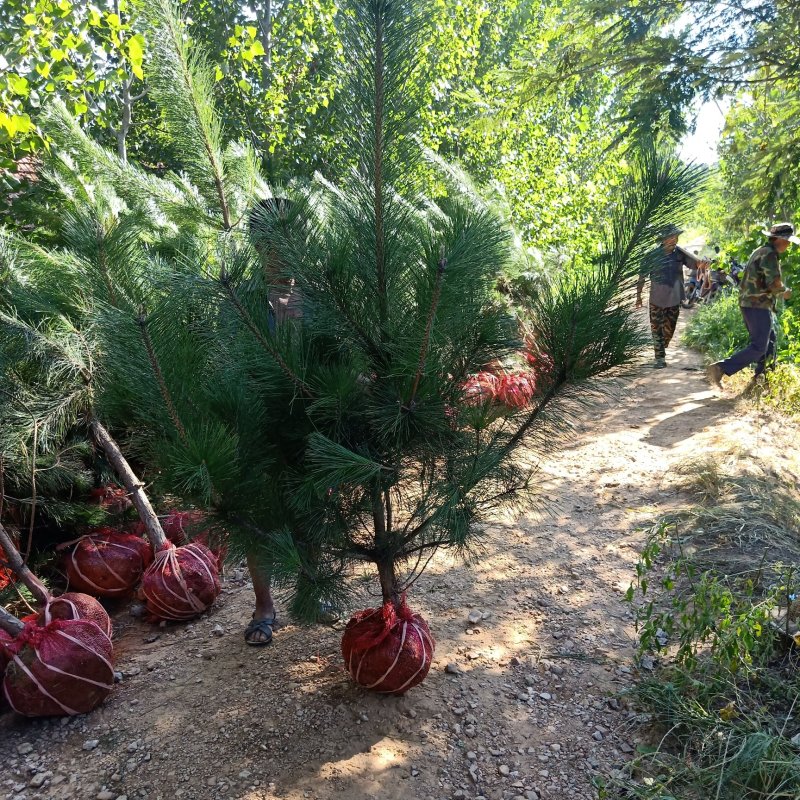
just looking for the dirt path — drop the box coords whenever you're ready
[3,312,799,800]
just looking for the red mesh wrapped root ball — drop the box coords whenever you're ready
[130,511,228,563]
[162,511,229,563]
[141,542,220,621]
[341,598,435,694]
[39,593,112,638]
[495,371,536,409]
[461,371,499,405]
[64,528,153,598]
[160,510,203,546]
[89,484,133,514]
[0,561,12,592]
[2,618,115,717]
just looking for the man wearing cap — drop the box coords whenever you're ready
[637,223,706,368]
[706,223,796,388]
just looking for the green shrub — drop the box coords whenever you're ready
[605,465,800,800]
[682,293,749,361]
[762,363,800,415]
[779,307,800,364]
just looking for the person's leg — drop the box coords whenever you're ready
[662,305,680,350]
[718,308,772,377]
[649,304,667,362]
[754,322,778,377]
[245,551,275,644]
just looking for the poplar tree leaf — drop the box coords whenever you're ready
[127,34,145,62]
[10,75,30,96]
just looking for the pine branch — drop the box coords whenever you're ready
[0,606,25,636]
[89,419,169,551]
[142,0,231,228]
[405,249,447,410]
[137,311,188,444]
[373,4,387,324]
[217,270,313,398]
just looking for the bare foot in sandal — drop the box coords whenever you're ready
[244,612,276,646]
[245,552,275,645]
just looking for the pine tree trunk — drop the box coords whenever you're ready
[0,524,49,605]
[88,420,169,551]
[377,560,400,607]
[0,606,24,636]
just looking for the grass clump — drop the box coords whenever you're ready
[601,460,800,800]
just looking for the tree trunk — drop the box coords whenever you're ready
[0,524,49,605]
[88,419,169,551]
[117,77,132,164]
[377,560,400,607]
[0,605,24,636]
[258,0,273,76]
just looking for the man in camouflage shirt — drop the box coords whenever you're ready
[707,222,797,388]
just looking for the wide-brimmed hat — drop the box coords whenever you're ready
[761,222,800,244]
[657,223,684,240]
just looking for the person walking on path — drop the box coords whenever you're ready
[637,223,707,368]
[706,222,797,390]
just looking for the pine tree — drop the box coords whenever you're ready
[170,0,706,618]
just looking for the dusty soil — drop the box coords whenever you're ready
[3,312,799,800]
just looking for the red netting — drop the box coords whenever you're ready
[341,597,435,695]
[0,562,12,592]
[495,371,536,408]
[140,542,220,621]
[39,592,112,638]
[89,484,133,514]
[129,511,228,563]
[64,527,153,598]
[2,618,115,717]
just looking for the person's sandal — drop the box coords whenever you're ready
[244,613,277,646]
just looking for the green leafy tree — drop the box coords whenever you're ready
[0,0,147,166]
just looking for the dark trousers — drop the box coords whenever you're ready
[649,304,680,359]
[720,306,776,377]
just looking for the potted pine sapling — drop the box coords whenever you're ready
[0,301,221,622]
[0,524,111,635]
[0,601,114,717]
[233,0,707,693]
[14,0,270,590]
[0,532,115,717]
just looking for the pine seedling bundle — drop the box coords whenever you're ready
[0,0,707,696]
[0,283,222,621]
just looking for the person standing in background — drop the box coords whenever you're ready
[707,222,797,389]
[637,223,707,368]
